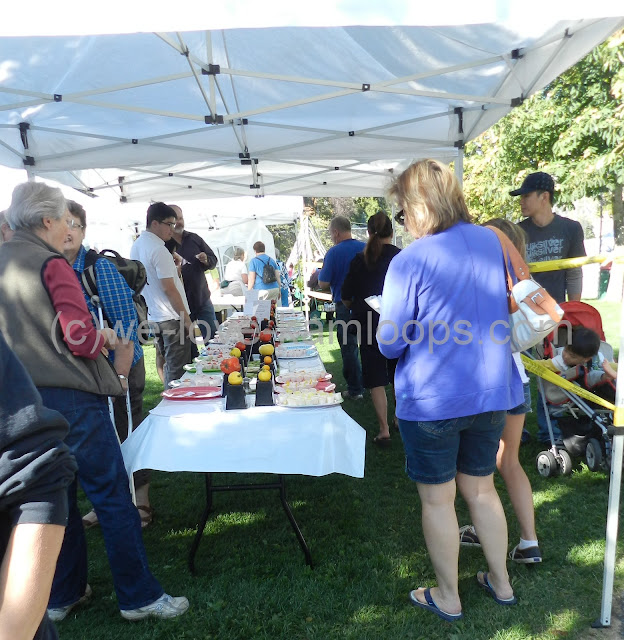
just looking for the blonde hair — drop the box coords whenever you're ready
[388,159,471,238]
[482,218,527,259]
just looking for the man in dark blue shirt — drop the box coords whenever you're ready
[319,216,365,399]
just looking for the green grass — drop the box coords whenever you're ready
[64,310,622,640]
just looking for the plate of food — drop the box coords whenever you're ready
[184,363,221,373]
[275,344,317,359]
[275,390,343,408]
[162,386,222,400]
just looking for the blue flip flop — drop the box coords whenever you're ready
[409,588,463,622]
[477,572,517,606]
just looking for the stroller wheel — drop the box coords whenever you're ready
[536,451,558,478]
[557,449,573,476]
[585,438,603,472]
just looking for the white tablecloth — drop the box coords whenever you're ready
[121,397,366,478]
[210,293,246,312]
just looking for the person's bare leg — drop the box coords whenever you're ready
[155,349,165,385]
[497,413,537,541]
[135,483,151,509]
[456,472,513,600]
[370,386,390,439]
[413,480,462,614]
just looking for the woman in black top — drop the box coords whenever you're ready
[341,212,401,446]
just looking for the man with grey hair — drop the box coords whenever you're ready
[318,216,365,399]
[0,210,13,243]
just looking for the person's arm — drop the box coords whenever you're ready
[602,360,618,381]
[317,252,332,291]
[160,277,192,333]
[378,254,417,359]
[196,238,218,271]
[42,258,109,359]
[0,523,65,640]
[247,258,256,290]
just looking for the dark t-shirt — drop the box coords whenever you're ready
[341,244,401,328]
[174,231,218,314]
[518,214,585,303]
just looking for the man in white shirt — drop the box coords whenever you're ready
[131,202,192,388]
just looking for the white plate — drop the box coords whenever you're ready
[275,347,317,359]
[276,395,343,408]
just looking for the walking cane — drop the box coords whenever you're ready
[94,298,137,505]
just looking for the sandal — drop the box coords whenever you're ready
[373,435,391,447]
[82,510,99,530]
[137,505,155,529]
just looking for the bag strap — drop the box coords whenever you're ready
[485,226,522,313]
[485,225,562,324]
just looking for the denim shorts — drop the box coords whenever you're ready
[399,410,506,484]
[508,383,532,415]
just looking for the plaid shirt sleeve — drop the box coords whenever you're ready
[94,258,140,352]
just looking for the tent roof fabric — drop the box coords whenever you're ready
[1,18,622,201]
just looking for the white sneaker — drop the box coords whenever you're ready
[120,593,189,621]
[47,584,92,622]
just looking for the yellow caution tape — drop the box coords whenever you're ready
[520,354,616,411]
[529,255,606,273]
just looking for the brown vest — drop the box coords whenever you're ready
[0,230,122,397]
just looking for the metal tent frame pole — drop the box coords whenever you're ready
[595,297,624,628]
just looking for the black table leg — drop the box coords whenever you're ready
[188,473,313,574]
[188,473,214,575]
[278,475,313,567]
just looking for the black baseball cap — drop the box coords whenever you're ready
[509,172,554,196]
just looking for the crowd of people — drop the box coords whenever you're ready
[0,159,613,632]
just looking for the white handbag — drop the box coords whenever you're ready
[487,226,564,352]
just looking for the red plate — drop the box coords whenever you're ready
[315,380,336,392]
[161,386,221,401]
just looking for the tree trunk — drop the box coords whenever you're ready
[613,183,623,246]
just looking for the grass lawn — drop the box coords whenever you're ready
[63,307,622,640]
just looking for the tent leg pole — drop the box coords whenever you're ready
[454,146,464,186]
[594,292,624,628]
[593,434,623,628]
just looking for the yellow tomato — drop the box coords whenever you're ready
[258,343,275,356]
[228,371,243,385]
[230,347,242,358]
[258,370,272,382]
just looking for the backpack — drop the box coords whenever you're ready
[82,249,150,343]
[260,257,277,285]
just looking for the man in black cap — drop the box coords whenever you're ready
[511,171,585,304]
[511,171,586,444]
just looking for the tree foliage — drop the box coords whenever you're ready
[463,29,624,243]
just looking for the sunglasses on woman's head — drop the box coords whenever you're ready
[394,210,405,226]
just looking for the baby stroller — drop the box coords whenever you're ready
[534,301,616,478]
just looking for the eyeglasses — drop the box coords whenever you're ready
[394,210,405,227]
[159,220,176,229]
[68,219,85,230]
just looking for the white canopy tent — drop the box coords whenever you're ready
[1,5,624,630]
[1,15,623,202]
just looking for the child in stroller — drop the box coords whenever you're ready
[538,301,618,475]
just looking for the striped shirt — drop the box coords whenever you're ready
[72,246,143,366]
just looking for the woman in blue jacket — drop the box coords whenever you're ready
[379,159,523,622]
